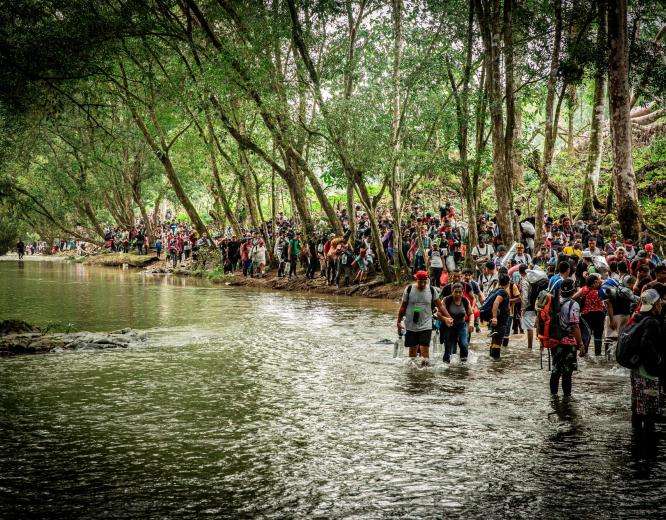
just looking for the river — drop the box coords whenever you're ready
[1,260,665,518]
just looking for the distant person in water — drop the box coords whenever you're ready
[16,239,25,260]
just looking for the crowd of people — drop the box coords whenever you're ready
[396,210,664,432]
[12,201,665,430]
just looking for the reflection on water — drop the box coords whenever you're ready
[1,261,665,518]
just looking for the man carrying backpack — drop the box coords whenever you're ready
[397,270,453,366]
[484,273,511,360]
[603,276,635,354]
[621,289,663,430]
[549,279,584,397]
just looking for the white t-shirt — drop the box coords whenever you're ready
[472,243,495,260]
[402,285,435,332]
[429,249,444,268]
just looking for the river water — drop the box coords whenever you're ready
[1,260,665,518]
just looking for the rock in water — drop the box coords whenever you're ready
[0,327,147,357]
[0,320,40,336]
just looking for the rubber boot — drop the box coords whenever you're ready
[550,373,560,395]
[490,346,501,360]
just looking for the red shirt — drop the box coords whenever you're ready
[580,286,605,314]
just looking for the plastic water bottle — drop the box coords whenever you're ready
[393,331,404,358]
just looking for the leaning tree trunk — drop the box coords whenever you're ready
[607,0,641,240]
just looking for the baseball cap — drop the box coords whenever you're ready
[639,289,660,313]
[645,243,654,252]
[414,270,429,281]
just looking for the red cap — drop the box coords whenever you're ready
[414,270,429,280]
[645,243,653,252]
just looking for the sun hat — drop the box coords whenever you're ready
[639,289,660,313]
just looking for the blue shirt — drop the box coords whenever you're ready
[548,274,564,292]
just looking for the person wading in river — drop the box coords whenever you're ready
[397,270,453,367]
[488,273,511,360]
[550,278,584,397]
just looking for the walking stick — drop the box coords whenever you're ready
[540,346,543,369]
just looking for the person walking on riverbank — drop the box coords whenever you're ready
[16,239,25,260]
[397,270,453,367]
[288,233,301,279]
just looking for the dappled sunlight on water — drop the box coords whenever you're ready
[1,261,665,518]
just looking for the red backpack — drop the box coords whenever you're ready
[537,287,564,349]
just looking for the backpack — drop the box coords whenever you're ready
[537,287,566,349]
[406,284,437,313]
[615,318,645,369]
[558,299,577,336]
[479,288,502,322]
[528,278,549,311]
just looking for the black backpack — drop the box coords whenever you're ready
[479,288,505,322]
[527,278,549,311]
[616,318,645,369]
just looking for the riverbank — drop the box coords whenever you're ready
[144,260,406,301]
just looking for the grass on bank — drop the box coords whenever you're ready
[84,252,156,267]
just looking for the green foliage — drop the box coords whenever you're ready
[0,214,19,255]
[0,0,664,244]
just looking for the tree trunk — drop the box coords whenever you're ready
[237,151,261,231]
[503,0,519,241]
[579,21,606,220]
[607,0,641,240]
[475,0,514,243]
[209,149,242,236]
[534,0,562,248]
[566,85,577,152]
[160,155,209,237]
[346,177,356,237]
[389,0,405,269]
[354,175,392,281]
[82,200,105,240]
[285,157,314,238]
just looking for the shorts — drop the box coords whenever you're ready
[404,329,432,348]
[521,311,536,331]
